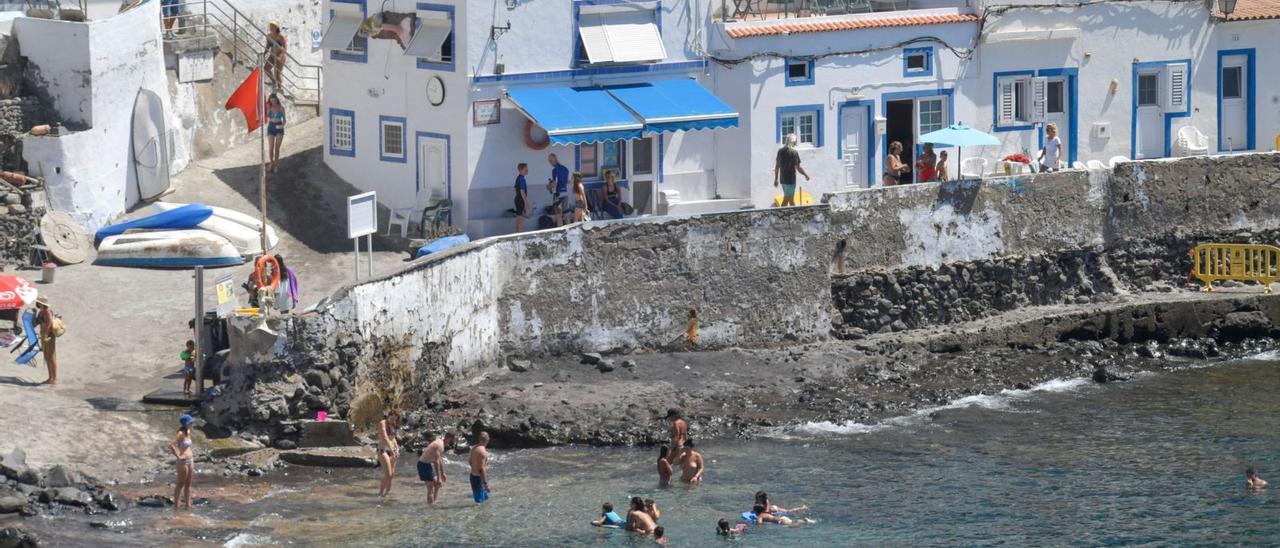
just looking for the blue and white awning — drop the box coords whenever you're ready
[607,79,739,134]
[505,87,644,146]
[506,79,738,144]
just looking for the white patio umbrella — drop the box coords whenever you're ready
[918,123,1000,179]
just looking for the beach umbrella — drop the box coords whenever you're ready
[0,275,36,310]
[919,123,1000,178]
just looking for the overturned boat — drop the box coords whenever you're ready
[94,229,244,268]
[99,202,280,257]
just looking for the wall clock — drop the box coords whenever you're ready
[427,76,445,106]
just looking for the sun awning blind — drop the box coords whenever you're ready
[605,79,739,134]
[506,87,644,145]
[578,7,667,64]
[320,5,363,50]
[404,10,451,57]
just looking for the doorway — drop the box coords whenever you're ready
[1134,70,1164,159]
[840,103,871,188]
[1043,77,1071,165]
[885,100,913,185]
[1218,52,1251,152]
[417,134,449,204]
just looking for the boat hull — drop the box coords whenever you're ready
[95,229,244,268]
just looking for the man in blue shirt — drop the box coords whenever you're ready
[547,153,570,226]
[513,162,529,232]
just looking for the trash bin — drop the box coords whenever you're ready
[41,262,55,284]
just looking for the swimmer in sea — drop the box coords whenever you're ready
[717,518,747,537]
[679,439,705,484]
[666,408,689,463]
[755,490,808,514]
[592,502,626,527]
[645,498,661,522]
[752,504,816,527]
[625,496,657,534]
[654,526,668,545]
[1247,466,1268,490]
[657,446,673,487]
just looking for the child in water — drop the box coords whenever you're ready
[591,502,625,527]
[717,518,748,537]
[1246,466,1268,490]
[180,340,196,395]
[654,526,668,545]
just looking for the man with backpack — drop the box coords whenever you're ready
[35,295,63,385]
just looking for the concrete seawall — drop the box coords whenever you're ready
[209,152,1280,431]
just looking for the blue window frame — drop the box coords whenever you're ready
[329,0,367,64]
[992,70,1036,132]
[776,105,824,148]
[784,57,815,87]
[573,0,664,68]
[903,47,933,78]
[379,115,407,163]
[1129,58,1193,159]
[329,108,356,158]
[415,3,455,72]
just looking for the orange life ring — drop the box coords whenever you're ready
[254,255,280,291]
[524,119,550,150]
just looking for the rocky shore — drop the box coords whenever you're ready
[398,291,1280,450]
[0,449,123,520]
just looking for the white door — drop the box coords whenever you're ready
[841,106,867,188]
[1135,71,1163,159]
[1044,77,1070,165]
[1220,56,1248,152]
[418,137,448,202]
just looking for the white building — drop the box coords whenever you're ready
[319,0,741,239]
[321,0,1280,236]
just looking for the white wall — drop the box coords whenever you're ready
[1217,19,1279,152]
[18,1,171,230]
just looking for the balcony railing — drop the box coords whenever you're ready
[719,0,960,21]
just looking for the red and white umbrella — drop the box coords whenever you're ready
[0,275,36,310]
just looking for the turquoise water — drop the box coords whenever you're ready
[10,356,1280,546]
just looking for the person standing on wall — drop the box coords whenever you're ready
[264,22,288,89]
[547,154,570,226]
[35,296,59,385]
[160,0,180,37]
[1038,123,1062,173]
[266,94,286,173]
[884,141,910,186]
[513,163,529,232]
[773,133,809,207]
[916,143,938,183]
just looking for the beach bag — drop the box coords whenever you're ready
[50,315,66,338]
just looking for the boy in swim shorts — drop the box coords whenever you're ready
[469,431,491,503]
[180,340,196,395]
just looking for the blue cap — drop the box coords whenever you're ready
[179,414,195,427]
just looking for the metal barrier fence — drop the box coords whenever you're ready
[164,0,321,107]
[1191,243,1280,293]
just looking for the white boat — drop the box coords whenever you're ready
[95,229,244,268]
[131,202,280,256]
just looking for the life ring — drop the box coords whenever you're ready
[524,119,550,150]
[254,255,280,291]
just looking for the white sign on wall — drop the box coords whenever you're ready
[347,191,377,238]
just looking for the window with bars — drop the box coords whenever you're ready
[330,110,354,157]
[1137,73,1160,106]
[918,99,945,134]
[380,118,405,161]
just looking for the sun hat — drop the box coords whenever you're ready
[179,414,195,427]
[35,295,48,306]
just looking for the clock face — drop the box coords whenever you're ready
[427,76,445,106]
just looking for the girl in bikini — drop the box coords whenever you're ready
[169,414,196,510]
[376,410,400,500]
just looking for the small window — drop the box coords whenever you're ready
[1047,80,1065,114]
[1137,73,1160,106]
[380,118,405,161]
[918,99,945,134]
[407,8,454,68]
[1222,66,1243,99]
[785,58,812,85]
[632,137,654,176]
[903,47,933,77]
[906,54,926,71]
[780,110,818,146]
[330,110,354,157]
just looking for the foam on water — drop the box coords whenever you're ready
[780,377,1091,437]
[224,533,274,547]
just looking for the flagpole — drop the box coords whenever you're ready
[258,53,268,255]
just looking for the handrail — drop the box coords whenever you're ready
[164,0,322,105]
[1191,243,1280,293]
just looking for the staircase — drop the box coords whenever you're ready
[162,0,321,109]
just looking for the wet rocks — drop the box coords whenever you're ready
[41,465,74,488]
[580,353,603,365]
[0,493,25,514]
[507,359,532,373]
[51,487,91,506]
[279,447,377,468]
[1212,310,1273,342]
[596,360,616,373]
[1092,365,1128,384]
[0,527,38,548]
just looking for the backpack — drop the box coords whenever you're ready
[50,314,66,338]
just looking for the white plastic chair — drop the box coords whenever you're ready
[1086,160,1107,170]
[960,157,987,178]
[1176,126,1209,156]
[1108,156,1130,168]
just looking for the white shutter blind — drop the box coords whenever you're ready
[578,14,612,63]
[1030,76,1048,123]
[603,10,667,63]
[320,10,364,51]
[1165,63,1188,113]
[404,11,451,57]
[999,80,1016,126]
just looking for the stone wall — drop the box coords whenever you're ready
[211,152,1280,432]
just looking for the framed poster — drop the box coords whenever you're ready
[473,99,501,126]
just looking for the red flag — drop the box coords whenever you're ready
[225,68,262,132]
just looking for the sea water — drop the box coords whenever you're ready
[10,356,1280,546]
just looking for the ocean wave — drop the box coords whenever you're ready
[776,377,1091,438]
